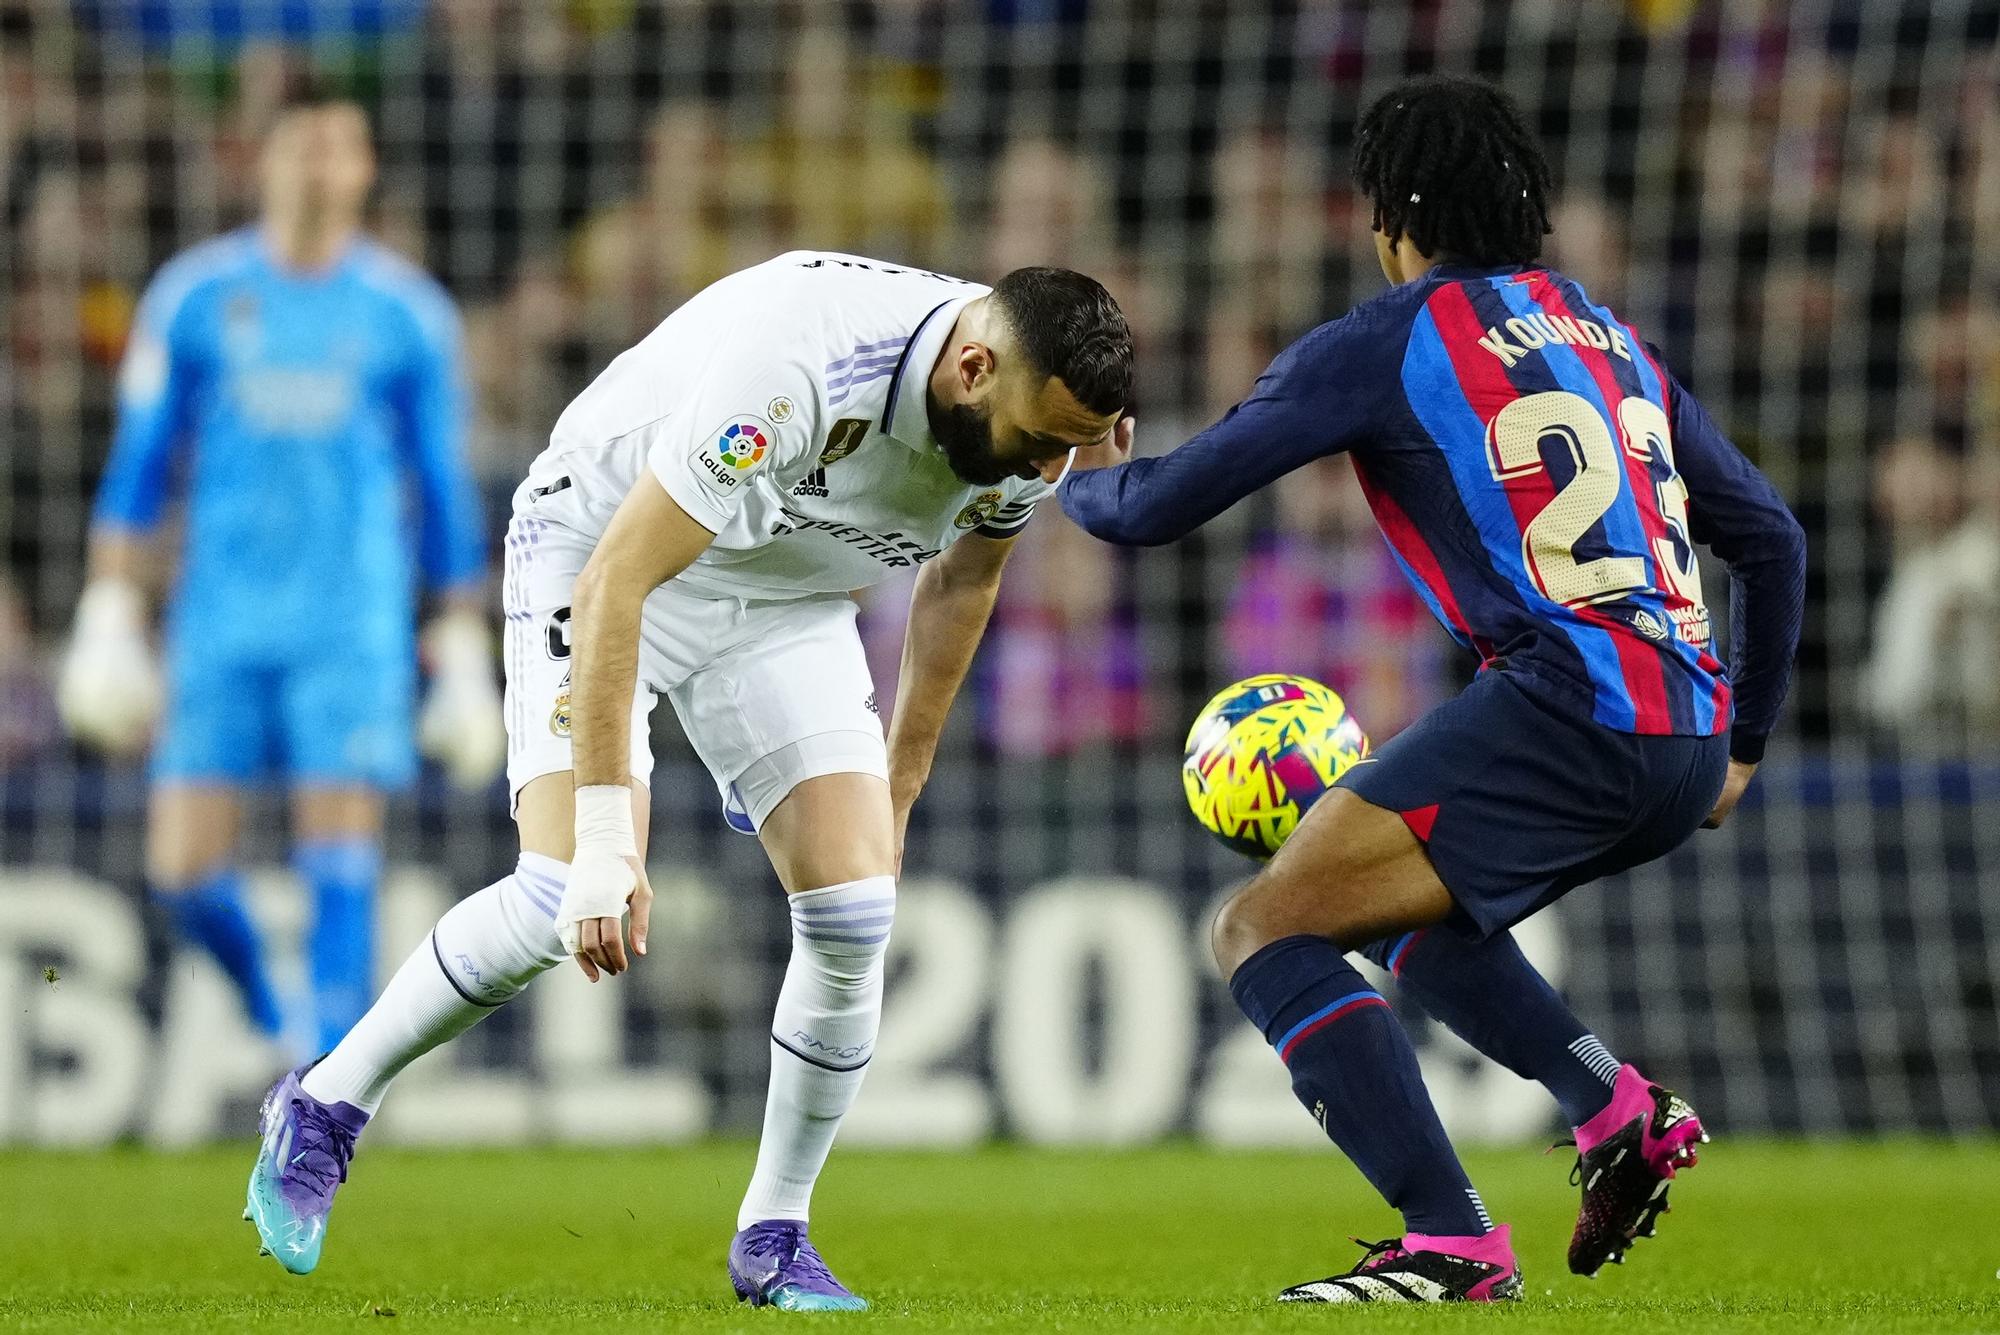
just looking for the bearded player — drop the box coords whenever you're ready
[244,253,1133,1309]
[1064,77,1805,1304]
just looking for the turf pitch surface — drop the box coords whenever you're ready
[3,1140,1997,1332]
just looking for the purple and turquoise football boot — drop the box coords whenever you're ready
[243,1063,367,1275]
[728,1220,868,1311]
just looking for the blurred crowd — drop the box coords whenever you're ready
[2,0,1998,769]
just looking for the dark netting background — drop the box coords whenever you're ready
[1,0,1996,1143]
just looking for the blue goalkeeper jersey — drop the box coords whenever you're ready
[94,229,484,668]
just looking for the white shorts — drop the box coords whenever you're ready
[501,512,887,831]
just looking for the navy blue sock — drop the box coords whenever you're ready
[297,838,382,1053]
[160,868,282,1036]
[1229,934,1490,1237]
[1362,928,1619,1127]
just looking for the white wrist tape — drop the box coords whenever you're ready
[556,786,639,955]
[573,784,638,858]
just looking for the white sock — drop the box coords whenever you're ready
[303,853,569,1114]
[738,875,896,1229]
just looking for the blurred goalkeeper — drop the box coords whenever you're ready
[61,86,500,1057]
[1065,77,1806,1304]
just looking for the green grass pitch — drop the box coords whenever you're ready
[3,1140,1998,1332]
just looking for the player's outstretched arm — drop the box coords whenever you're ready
[885,532,1016,872]
[1059,318,1373,546]
[559,476,717,980]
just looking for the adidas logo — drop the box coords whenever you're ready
[792,467,830,498]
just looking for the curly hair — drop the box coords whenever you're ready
[1352,75,1553,266]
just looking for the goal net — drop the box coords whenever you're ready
[1,0,1996,1144]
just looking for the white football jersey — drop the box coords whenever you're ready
[515,251,1054,601]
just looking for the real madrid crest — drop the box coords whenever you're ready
[550,689,573,737]
[954,489,1004,530]
[768,396,795,424]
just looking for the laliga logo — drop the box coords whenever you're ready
[717,422,770,469]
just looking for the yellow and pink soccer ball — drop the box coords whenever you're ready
[1182,674,1370,858]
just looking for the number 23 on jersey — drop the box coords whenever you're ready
[1485,388,1707,619]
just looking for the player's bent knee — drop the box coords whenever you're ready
[1211,881,1305,979]
[1217,789,1459,959]
[1209,891,1259,978]
[1211,853,1403,979]
[777,843,896,894]
[1212,883,1300,978]
[759,771,896,893]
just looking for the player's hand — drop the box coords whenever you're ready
[57,579,160,756]
[1703,759,1757,829]
[556,850,652,980]
[417,610,506,790]
[1067,414,1134,474]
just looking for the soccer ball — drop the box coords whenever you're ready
[1182,674,1370,859]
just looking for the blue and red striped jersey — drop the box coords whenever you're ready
[1061,263,1806,760]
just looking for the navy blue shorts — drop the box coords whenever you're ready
[1336,668,1729,940]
